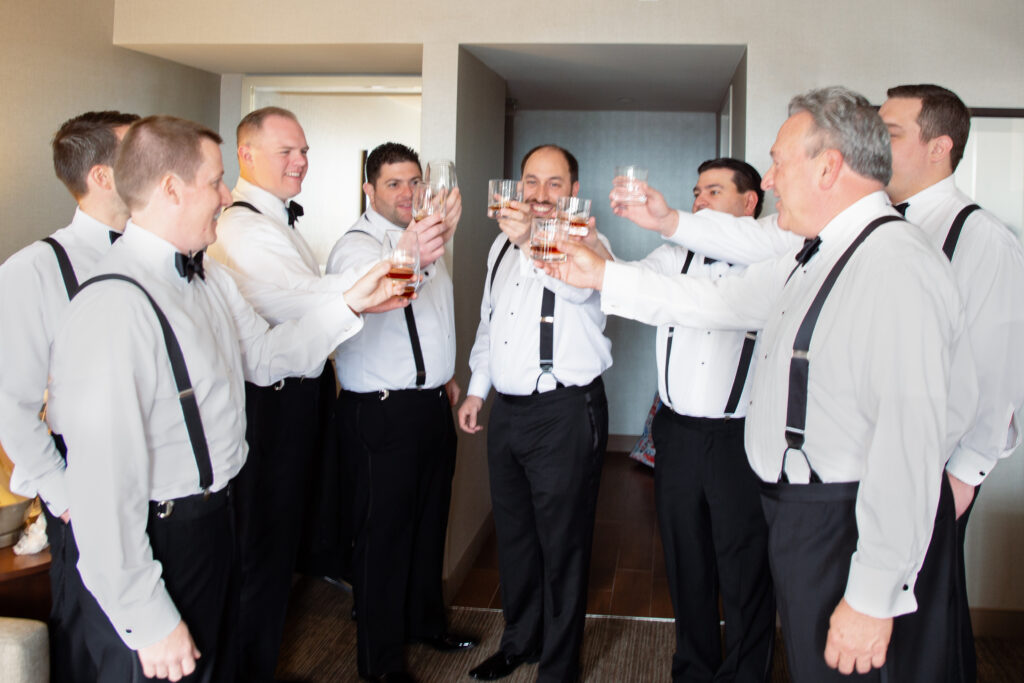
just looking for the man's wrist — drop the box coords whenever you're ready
[661,210,680,238]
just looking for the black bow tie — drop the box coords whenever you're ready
[174,251,205,282]
[794,236,822,266]
[109,230,122,244]
[893,202,909,217]
[287,201,304,227]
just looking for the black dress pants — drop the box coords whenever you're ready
[889,474,977,683]
[43,506,97,683]
[487,379,608,683]
[234,371,325,682]
[759,481,883,683]
[651,409,774,683]
[337,386,457,677]
[76,490,236,683]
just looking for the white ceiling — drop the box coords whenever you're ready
[464,44,746,112]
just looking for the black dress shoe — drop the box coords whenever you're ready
[359,671,417,683]
[468,650,530,680]
[414,631,479,651]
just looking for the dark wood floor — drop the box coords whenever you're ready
[453,451,674,618]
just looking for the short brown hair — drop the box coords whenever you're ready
[51,111,140,198]
[886,84,971,171]
[115,116,223,211]
[236,106,299,146]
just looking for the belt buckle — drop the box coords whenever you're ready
[155,500,174,519]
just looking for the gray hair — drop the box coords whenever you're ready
[788,86,891,186]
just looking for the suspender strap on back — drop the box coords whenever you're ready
[42,237,80,299]
[663,251,695,408]
[228,201,261,215]
[403,306,427,387]
[539,288,556,375]
[942,204,979,261]
[77,274,214,491]
[782,215,903,482]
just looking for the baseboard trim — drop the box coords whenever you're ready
[971,607,1024,640]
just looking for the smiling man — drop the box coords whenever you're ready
[326,142,472,683]
[208,106,386,682]
[550,88,976,682]
[47,115,401,683]
[458,144,612,683]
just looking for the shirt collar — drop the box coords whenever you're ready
[118,220,195,288]
[815,191,897,256]
[897,175,957,220]
[70,207,123,246]
[233,177,292,226]
[361,206,406,240]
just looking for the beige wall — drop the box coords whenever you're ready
[16,0,1022,612]
[0,0,220,261]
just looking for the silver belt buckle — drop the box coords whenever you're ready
[155,500,174,519]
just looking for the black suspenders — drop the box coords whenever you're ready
[942,204,979,261]
[42,237,80,298]
[76,274,214,492]
[348,226,427,387]
[228,200,261,215]
[663,252,758,416]
[781,215,903,483]
[487,236,559,391]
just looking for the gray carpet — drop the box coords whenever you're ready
[276,577,1023,682]
[277,577,682,682]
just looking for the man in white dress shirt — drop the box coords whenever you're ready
[546,87,976,682]
[326,142,473,683]
[46,116,401,683]
[878,84,1024,683]
[207,106,369,682]
[458,144,612,683]
[615,83,1024,683]
[633,158,774,682]
[0,110,138,683]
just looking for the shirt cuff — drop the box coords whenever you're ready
[945,445,996,486]
[467,374,492,401]
[600,261,641,318]
[109,586,182,650]
[843,551,918,618]
[35,470,69,517]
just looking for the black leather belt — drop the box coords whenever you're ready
[149,484,231,522]
[341,386,446,402]
[497,376,603,406]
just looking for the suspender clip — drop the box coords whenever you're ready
[155,500,175,519]
[539,316,554,323]
[379,389,390,401]
[178,388,194,399]
[273,379,286,391]
[202,488,211,500]
[745,331,757,341]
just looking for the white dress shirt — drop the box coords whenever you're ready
[900,176,1024,485]
[467,234,612,398]
[47,223,365,650]
[667,208,799,263]
[327,208,455,392]
[632,245,753,418]
[670,179,1024,487]
[208,177,359,333]
[601,192,977,619]
[0,208,115,515]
